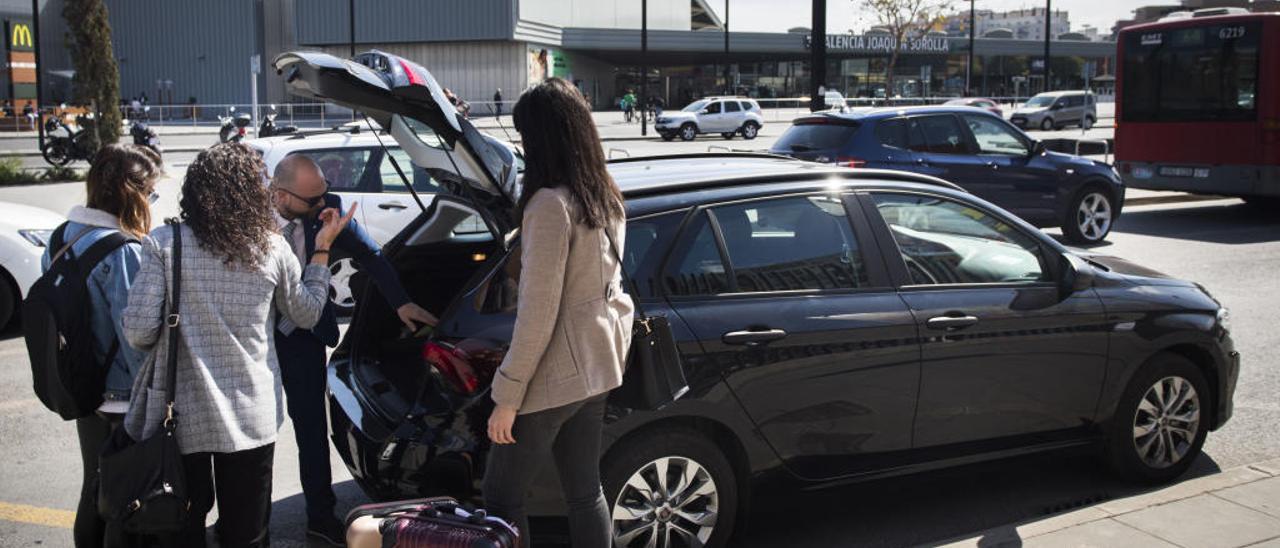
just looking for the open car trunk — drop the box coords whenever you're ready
[275,49,522,497]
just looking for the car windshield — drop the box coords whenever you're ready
[1024,96,1055,108]
[683,100,709,113]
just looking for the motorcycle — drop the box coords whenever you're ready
[41,108,97,167]
[218,106,253,143]
[258,105,297,137]
[128,106,162,155]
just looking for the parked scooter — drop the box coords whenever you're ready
[41,107,97,167]
[258,105,297,137]
[127,106,162,155]
[218,106,253,143]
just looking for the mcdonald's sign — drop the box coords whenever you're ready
[6,20,32,52]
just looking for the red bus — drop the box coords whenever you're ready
[1115,10,1280,206]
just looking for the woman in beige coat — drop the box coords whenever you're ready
[483,77,634,548]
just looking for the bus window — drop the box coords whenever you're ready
[1121,21,1260,122]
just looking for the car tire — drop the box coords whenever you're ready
[679,123,697,142]
[1063,185,1115,244]
[604,427,739,548]
[720,132,735,140]
[1083,115,1095,130]
[1040,118,1054,131]
[741,122,759,140]
[1107,352,1211,484]
[660,132,676,142]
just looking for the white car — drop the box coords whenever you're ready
[655,96,765,141]
[247,127,521,312]
[0,202,65,328]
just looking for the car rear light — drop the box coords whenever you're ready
[423,341,480,395]
[399,59,426,87]
[836,156,866,168]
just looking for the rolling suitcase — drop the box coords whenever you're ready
[345,497,519,548]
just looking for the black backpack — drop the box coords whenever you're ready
[24,222,135,420]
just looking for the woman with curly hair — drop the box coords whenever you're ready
[121,143,353,548]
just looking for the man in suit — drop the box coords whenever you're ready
[270,154,437,545]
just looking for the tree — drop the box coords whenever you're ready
[858,0,952,99]
[63,0,121,150]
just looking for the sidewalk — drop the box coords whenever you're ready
[936,457,1280,548]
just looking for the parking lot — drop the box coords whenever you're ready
[0,120,1276,547]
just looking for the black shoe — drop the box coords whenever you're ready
[306,516,346,547]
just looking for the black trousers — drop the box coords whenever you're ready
[179,443,275,548]
[75,412,124,548]
[482,395,610,548]
[276,329,336,524]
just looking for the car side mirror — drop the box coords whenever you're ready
[1030,140,1046,156]
[699,109,709,115]
[1058,253,1096,300]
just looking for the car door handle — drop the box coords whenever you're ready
[926,315,980,331]
[723,329,788,346]
[379,201,407,210]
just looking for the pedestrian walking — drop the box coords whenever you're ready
[494,88,504,117]
[267,154,437,546]
[121,143,341,548]
[40,144,160,548]
[483,77,635,548]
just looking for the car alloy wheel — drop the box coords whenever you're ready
[1040,118,1054,131]
[612,456,719,548]
[741,123,759,140]
[1074,191,1113,242]
[1132,376,1201,469]
[1083,116,1095,130]
[680,124,697,141]
[328,257,359,310]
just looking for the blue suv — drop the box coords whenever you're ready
[770,106,1125,244]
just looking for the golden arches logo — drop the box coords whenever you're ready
[11,24,31,49]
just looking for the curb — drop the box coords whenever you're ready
[1124,193,1230,207]
[934,457,1280,547]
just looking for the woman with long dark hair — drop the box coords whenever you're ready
[44,144,160,548]
[121,143,351,547]
[482,77,634,547]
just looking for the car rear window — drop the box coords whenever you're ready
[773,122,859,152]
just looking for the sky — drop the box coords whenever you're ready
[723,0,1155,35]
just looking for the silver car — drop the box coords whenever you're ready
[1010,91,1097,131]
[656,97,765,141]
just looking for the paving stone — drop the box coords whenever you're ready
[1217,477,1280,520]
[1114,494,1280,548]
[1025,518,1179,548]
[1096,467,1270,516]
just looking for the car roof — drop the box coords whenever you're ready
[1033,90,1093,97]
[792,105,999,123]
[606,153,966,214]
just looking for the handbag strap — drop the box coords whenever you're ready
[602,226,647,320]
[163,221,182,428]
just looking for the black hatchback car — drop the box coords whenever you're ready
[769,106,1125,245]
[276,51,1239,548]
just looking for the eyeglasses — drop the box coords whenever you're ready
[276,183,329,208]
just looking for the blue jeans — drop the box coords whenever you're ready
[482,395,610,548]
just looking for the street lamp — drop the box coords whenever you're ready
[810,0,826,112]
[641,0,648,136]
[1043,0,1052,92]
[966,0,975,95]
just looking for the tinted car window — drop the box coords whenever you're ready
[705,102,723,114]
[713,195,868,292]
[1122,22,1258,122]
[291,149,374,191]
[725,101,742,112]
[1067,96,1085,107]
[915,115,971,155]
[774,122,859,152]
[874,118,909,149]
[962,114,1029,156]
[873,193,1048,285]
[664,212,729,296]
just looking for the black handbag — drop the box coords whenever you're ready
[604,229,690,410]
[98,221,189,533]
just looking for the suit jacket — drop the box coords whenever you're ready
[293,193,411,347]
[489,186,635,414]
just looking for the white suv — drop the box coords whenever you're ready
[656,97,765,141]
[247,127,520,312]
